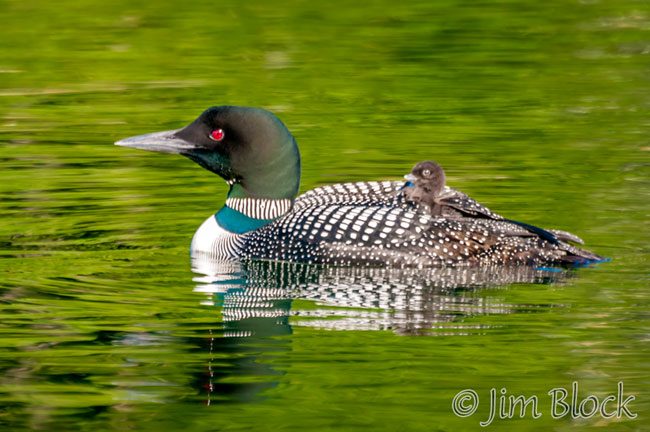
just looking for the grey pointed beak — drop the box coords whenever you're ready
[404,173,416,182]
[115,129,195,154]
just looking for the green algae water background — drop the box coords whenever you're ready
[0,0,649,430]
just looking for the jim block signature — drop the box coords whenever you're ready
[452,382,637,427]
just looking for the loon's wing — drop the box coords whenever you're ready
[413,187,558,244]
[437,189,588,246]
[296,182,584,248]
[244,202,602,267]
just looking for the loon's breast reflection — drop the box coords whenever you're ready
[192,257,572,336]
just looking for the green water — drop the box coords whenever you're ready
[1,0,648,430]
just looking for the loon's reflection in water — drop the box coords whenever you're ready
[191,258,573,404]
[192,257,572,335]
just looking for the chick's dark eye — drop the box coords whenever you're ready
[422,169,431,177]
[209,129,225,141]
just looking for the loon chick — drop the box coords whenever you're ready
[401,161,587,245]
[115,105,603,267]
[402,161,447,215]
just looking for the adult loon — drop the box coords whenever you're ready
[115,105,603,267]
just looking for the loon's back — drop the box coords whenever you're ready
[294,180,503,218]
[231,180,600,267]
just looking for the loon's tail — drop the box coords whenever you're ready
[559,244,608,267]
[504,218,605,266]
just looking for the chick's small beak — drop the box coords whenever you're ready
[404,173,416,182]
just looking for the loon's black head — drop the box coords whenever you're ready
[115,106,301,200]
[404,161,446,197]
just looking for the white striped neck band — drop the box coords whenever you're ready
[225,197,293,220]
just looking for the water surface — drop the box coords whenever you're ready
[0,0,648,430]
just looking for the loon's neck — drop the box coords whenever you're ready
[215,184,294,234]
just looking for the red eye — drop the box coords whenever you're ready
[209,129,225,141]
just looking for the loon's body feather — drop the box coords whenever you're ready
[190,180,600,267]
[116,105,603,268]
